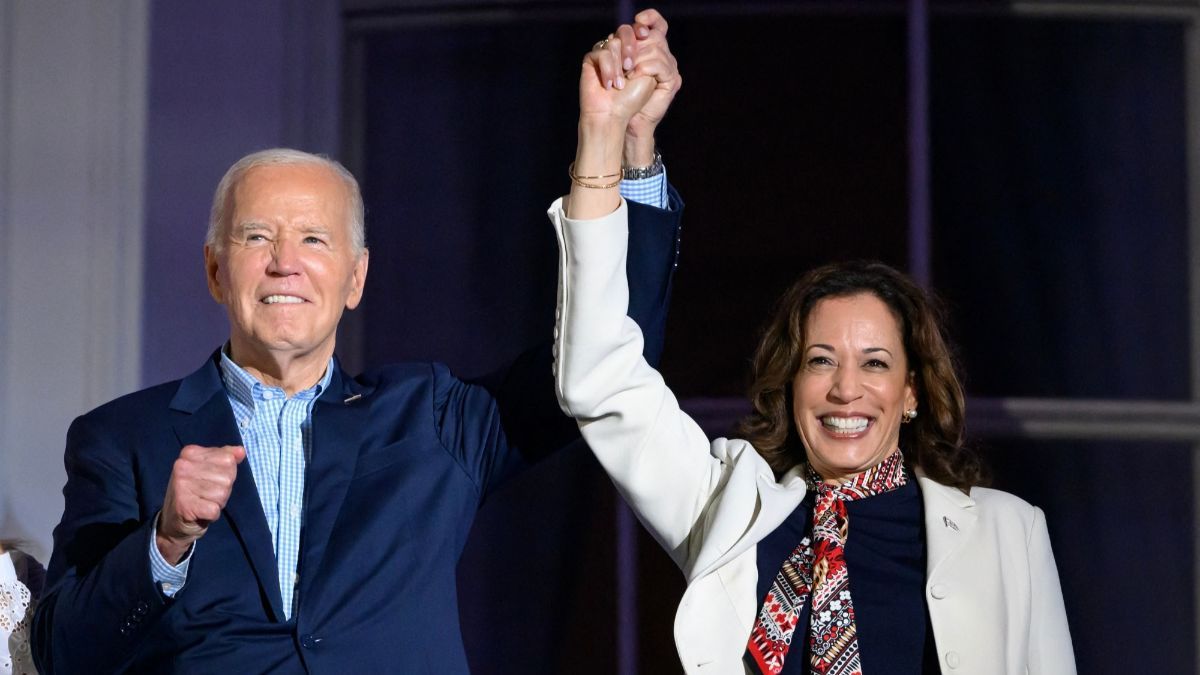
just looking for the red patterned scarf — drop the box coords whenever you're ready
[747,449,907,674]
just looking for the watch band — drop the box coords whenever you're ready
[622,148,663,180]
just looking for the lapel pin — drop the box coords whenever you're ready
[343,394,362,404]
[942,515,959,531]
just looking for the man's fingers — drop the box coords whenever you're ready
[179,444,245,464]
[166,445,244,523]
[182,499,224,526]
[630,58,681,89]
[634,8,667,36]
[190,471,240,498]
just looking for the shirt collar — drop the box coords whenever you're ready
[218,346,334,406]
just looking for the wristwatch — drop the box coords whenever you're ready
[622,148,663,180]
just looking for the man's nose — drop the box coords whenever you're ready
[268,238,302,275]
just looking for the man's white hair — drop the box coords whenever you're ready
[206,148,366,255]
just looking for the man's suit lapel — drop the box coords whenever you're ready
[298,364,373,606]
[917,473,978,579]
[168,353,286,622]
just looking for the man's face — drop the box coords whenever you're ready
[205,163,368,366]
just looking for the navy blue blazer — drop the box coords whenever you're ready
[32,195,682,674]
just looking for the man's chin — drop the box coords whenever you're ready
[233,333,322,357]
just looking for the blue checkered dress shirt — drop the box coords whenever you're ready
[150,353,333,621]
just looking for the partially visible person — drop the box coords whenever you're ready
[32,11,681,674]
[547,187,1076,675]
[1,540,43,675]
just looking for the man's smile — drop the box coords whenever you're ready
[261,294,307,305]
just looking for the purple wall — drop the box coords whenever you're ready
[142,0,339,385]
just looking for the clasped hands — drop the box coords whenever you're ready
[570,9,681,218]
[580,9,681,165]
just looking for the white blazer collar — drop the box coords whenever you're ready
[916,471,978,578]
[686,455,978,583]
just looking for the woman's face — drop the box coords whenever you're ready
[792,293,917,483]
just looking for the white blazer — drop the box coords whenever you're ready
[549,198,1076,675]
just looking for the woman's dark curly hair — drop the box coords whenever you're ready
[734,260,984,491]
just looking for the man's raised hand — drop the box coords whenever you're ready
[623,9,682,166]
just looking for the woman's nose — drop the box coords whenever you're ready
[829,367,863,403]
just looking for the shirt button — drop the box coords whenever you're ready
[929,584,948,599]
[289,503,301,518]
[161,583,173,592]
[945,651,961,669]
[263,390,274,400]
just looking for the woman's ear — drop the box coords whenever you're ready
[905,371,918,412]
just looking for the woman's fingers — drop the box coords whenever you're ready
[587,35,628,89]
[615,24,637,72]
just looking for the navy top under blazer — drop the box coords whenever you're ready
[32,193,683,675]
[751,471,938,674]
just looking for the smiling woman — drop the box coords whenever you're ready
[789,294,917,483]
[551,242,1076,672]
[738,262,980,492]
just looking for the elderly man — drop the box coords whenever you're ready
[33,11,681,673]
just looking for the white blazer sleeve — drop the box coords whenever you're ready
[548,197,727,567]
[1026,507,1077,674]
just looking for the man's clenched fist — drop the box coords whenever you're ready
[156,444,246,564]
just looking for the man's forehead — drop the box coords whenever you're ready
[237,162,344,193]
[230,164,349,214]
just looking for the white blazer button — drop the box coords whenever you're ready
[945,651,961,669]
[929,583,948,599]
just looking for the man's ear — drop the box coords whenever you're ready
[204,245,225,304]
[345,248,369,311]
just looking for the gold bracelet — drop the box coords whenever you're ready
[568,162,622,189]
